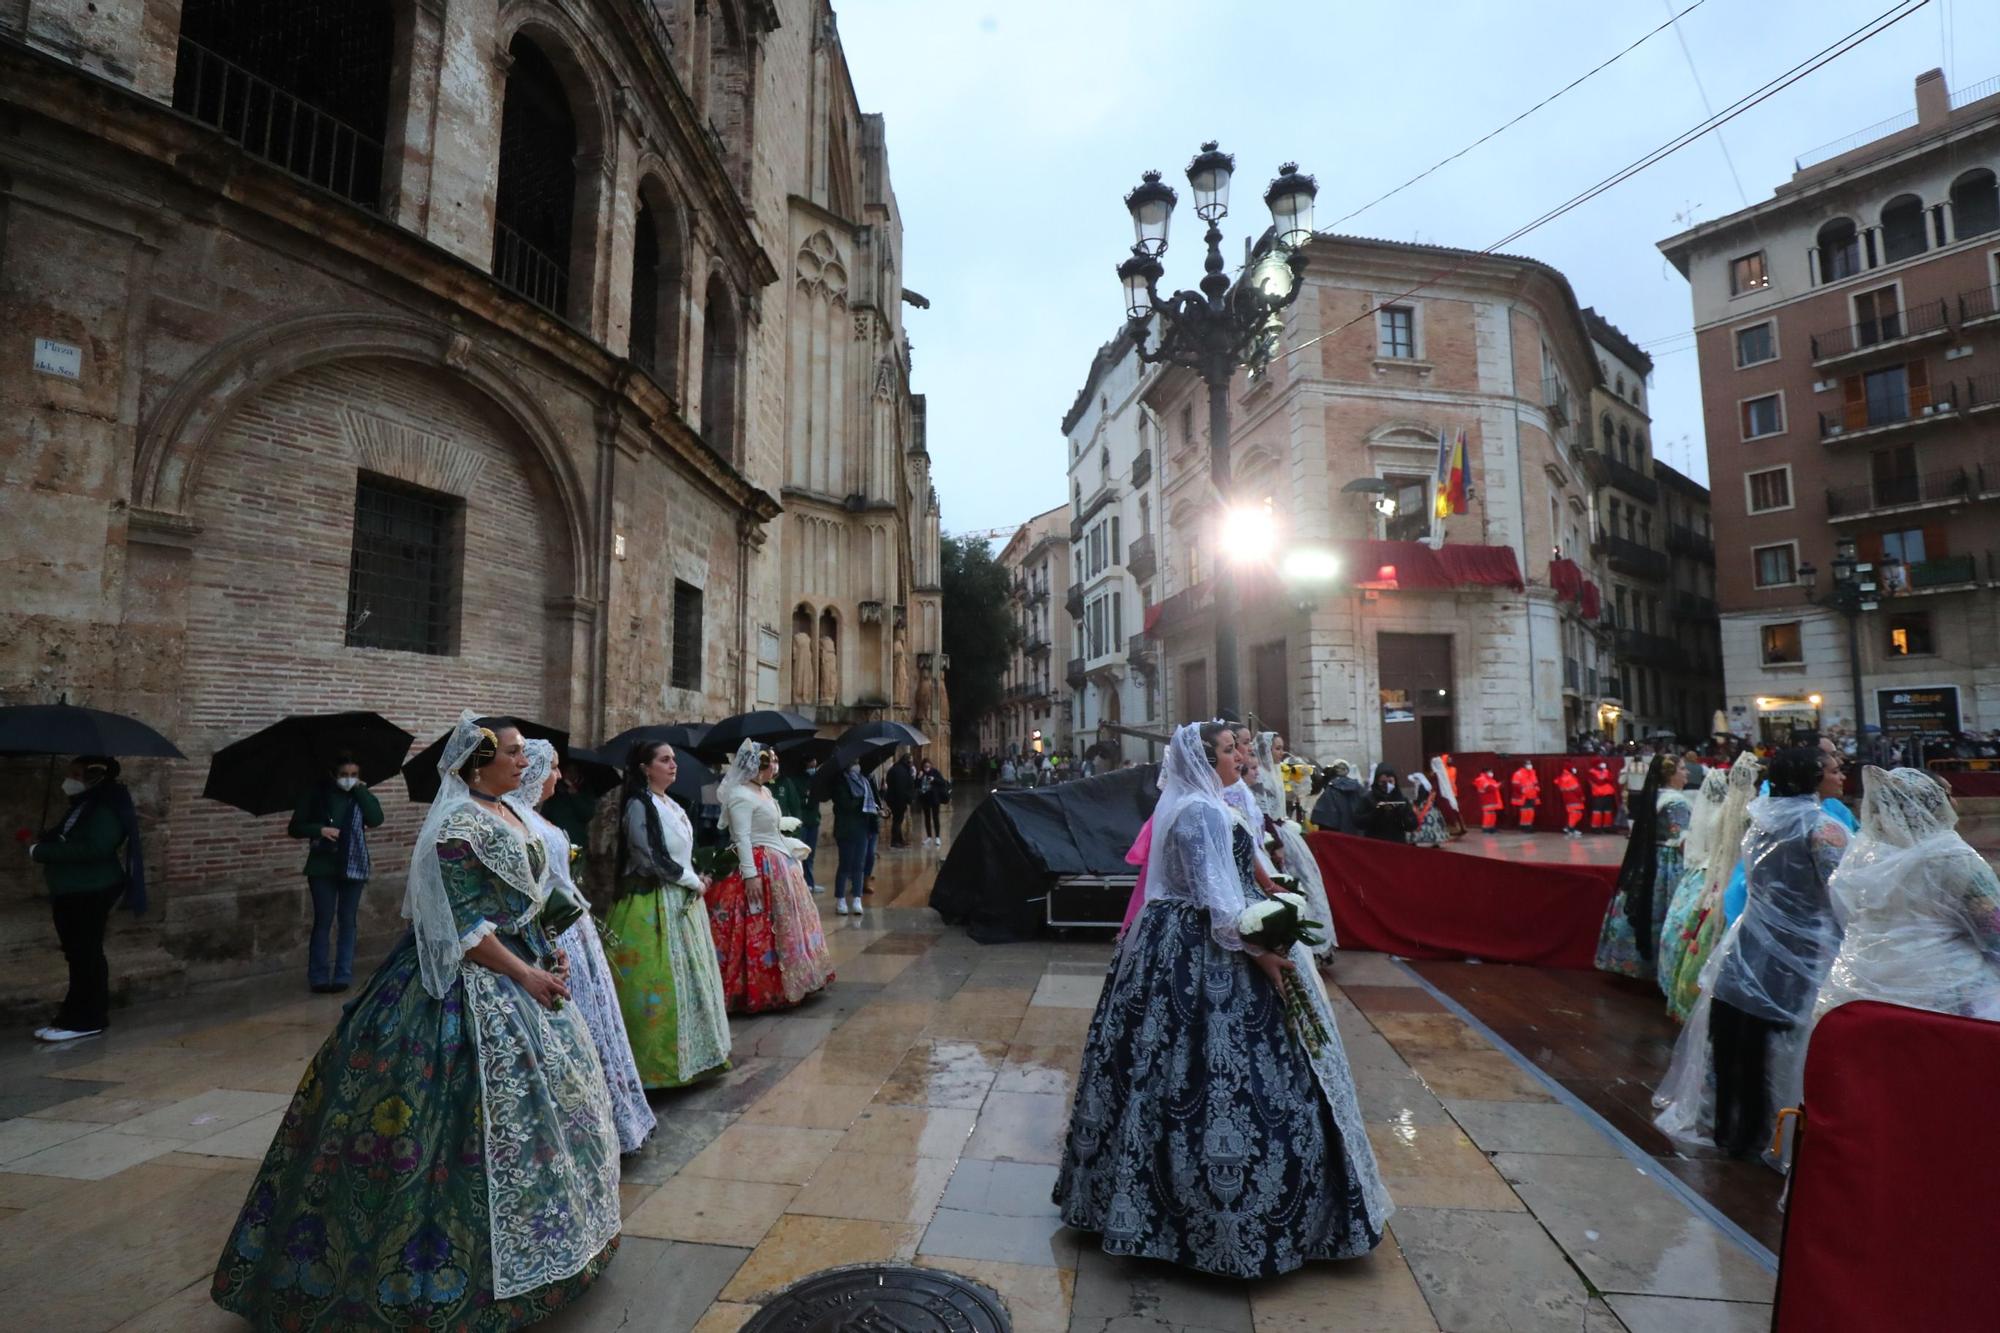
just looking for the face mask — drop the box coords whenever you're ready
[61,778,88,797]
[336,776,360,791]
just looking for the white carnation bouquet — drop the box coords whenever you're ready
[1236,892,1331,1053]
[782,836,812,861]
[778,815,802,834]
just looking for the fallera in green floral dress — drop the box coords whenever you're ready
[212,810,622,1331]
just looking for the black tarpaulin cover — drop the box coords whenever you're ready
[931,765,1161,942]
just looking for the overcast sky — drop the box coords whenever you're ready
[836,0,1997,539]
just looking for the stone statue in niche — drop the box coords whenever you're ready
[792,629,815,704]
[892,628,910,709]
[818,633,839,706]
[914,670,933,723]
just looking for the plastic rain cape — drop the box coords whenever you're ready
[1655,788,1848,1149]
[1814,767,2000,1024]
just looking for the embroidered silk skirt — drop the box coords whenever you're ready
[708,847,831,1013]
[604,881,732,1089]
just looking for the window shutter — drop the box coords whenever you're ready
[1921,522,1947,558]
[1857,531,1884,564]
[1842,375,1867,431]
[1907,359,1930,412]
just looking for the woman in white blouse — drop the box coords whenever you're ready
[706,741,833,1012]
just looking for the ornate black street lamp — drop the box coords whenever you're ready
[1116,145,1317,717]
[1798,534,1877,749]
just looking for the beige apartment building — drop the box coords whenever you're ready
[1660,68,2000,744]
[977,505,1075,760]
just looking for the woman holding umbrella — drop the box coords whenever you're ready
[709,741,833,1011]
[287,753,384,994]
[26,755,146,1042]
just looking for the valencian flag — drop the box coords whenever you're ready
[1430,428,1472,521]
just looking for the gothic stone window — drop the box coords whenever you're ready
[672,579,704,690]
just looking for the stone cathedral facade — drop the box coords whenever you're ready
[0,0,940,992]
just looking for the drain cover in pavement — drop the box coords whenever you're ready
[741,1264,1010,1333]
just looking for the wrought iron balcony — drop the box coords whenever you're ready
[1027,580,1050,605]
[1604,455,1658,503]
[1819,379,1959,440]
[1126,636,1157,676]
[1666,525,1714,562]
[1065,582,1084,619]
[1967,371,2000,412]
[1617,629,1684,671]
[1563,657,1580,693]
[1542,377,1571,425]
[1131,449,1153,488]
[1809,298,1950,364]
[494,223,570,317]
[172,37,386,212]
[1673,591,1717,619]
[1906,555,1978,590]
[1961,282,2000,326]
[1825,466,1976,520]
[1065,656,1087,688]
[1126,532,1157,582]
[1023,634,1052,658]
[1602,535,1669,582]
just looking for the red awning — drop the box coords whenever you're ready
[1548,557,1583,603]
[1579,579,1601,620]
[1333,540,1525,593]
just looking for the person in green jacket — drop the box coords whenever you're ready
[771,756,824,891]
[28,755,144,1042]
[287,752,385,993]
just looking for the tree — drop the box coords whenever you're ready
[940,533,1018,752]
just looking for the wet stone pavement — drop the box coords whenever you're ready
[0,830,1776,1332]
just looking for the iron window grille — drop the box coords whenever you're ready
[671,580,704,691]
[345,473,462,655]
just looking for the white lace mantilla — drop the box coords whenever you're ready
[463,964,622,1298]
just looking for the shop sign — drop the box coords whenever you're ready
[1877,686,1959,736]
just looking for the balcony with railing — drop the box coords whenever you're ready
[1023,633,1052,658]
[1906,555,1979,592]
[1065,656,1087,688]
[1126,636,1157,676]
[1673,590,1717,619]
[172,37,386,212]
[1126,532,1157,582]
[1809,298,1950,365]
[493,223,570,316]
[1600,534,1670,582]
[1819,379,1959,442]
[1961,283,2000,328]
[1541,377,1571,425]
[1027,579,1050,605]
[1825,466,1979,520]
[1968,372,2000,414]
[1617,629,1684,671]
[1131,449,1152,488]
[1604,455,1658,503]
[1065,582,1083,619]
[1666,525,1715,562]
[1563,657,1580,694]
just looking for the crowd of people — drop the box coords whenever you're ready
[20,704,1998,1319]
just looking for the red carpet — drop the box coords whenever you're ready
[1775,1001,2000,1331]
[1309,831,1618,969]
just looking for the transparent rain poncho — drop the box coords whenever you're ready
[1813,767,2000,1024]
[1655,787,1849,1149]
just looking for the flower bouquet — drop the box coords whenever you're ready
[782,836,812,861]
[1236,892,1331,1054]
[691,844,737,881]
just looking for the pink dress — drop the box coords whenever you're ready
[1116,817,1156,936]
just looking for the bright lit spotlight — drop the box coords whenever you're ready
[1220,504,1278,563]
[1282,549,1341,581]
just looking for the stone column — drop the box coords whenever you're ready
[383,0,446,235]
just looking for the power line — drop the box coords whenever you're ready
[1281,0,1931,365]
[1327,0,1710,229]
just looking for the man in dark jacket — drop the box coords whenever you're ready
[288,753,384,994]
[772,757,823,890]
[1310,760,1367,835]
[885,753,917,847]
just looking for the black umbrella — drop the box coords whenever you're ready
[701,709,817,758]
[557,745,624,798]
[776,736,835,774]
[598,724,716,766]
[402,718,571,803]
[0,703,184,759]
[810,737,896,802]
[572,741,714,804]
[837,720,929,750]
[202,711,414,817]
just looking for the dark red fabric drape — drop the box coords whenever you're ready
[1332,541,1526,592]
[1308,831,1617,969]
[1935,769,2000,798]
[1774,1001,2000,1332]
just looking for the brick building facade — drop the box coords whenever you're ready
[976,505,1073,761]
[0,0,937,996]
[1659,69,2000,745]
[1126,234,1650,776]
